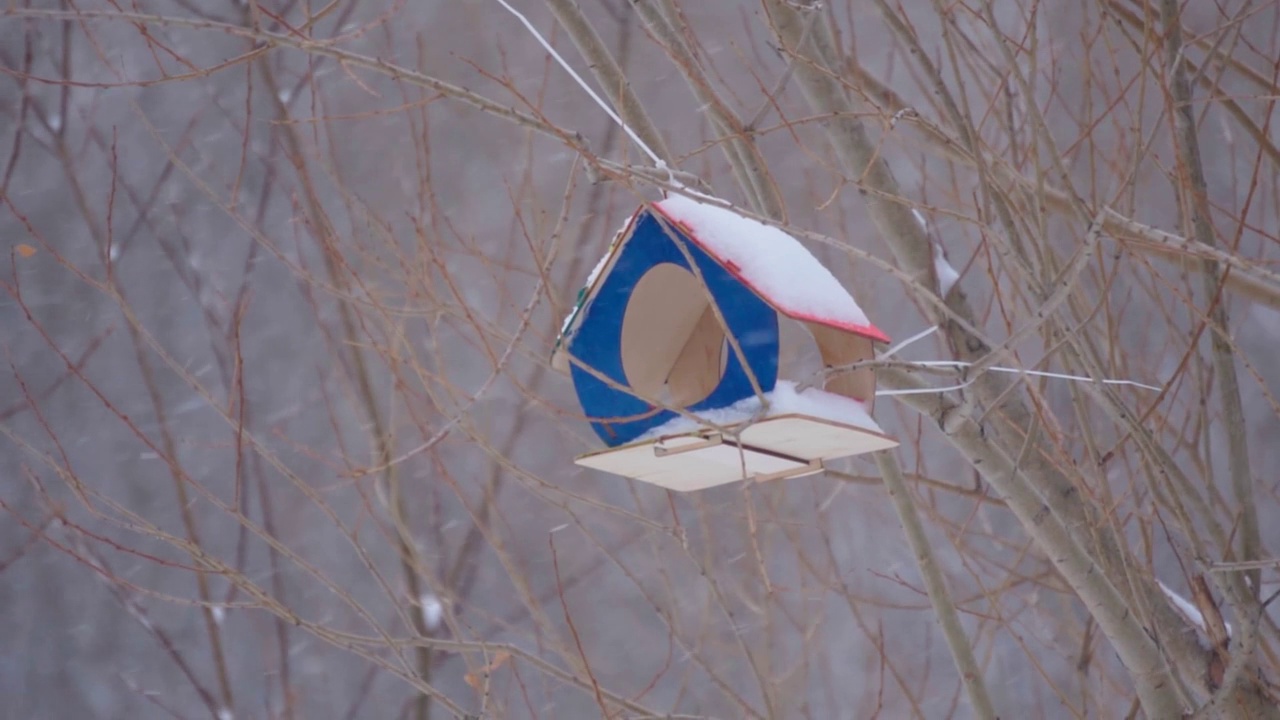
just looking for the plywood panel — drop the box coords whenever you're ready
[620,263,711,401]
[667,305,724,406]
[575,433,820,491]
[807,323,876,406]
[738,415,898,461]
[575,414,896,491]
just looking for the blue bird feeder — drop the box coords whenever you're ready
[553,193,898,491]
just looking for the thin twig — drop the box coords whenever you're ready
[874,451,998,720]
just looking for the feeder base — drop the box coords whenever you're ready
[574,414,898,492]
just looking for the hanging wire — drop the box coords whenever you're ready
[493,0,666,171]
[874,358,1163,396]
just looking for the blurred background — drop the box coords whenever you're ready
[2,0,1279,718]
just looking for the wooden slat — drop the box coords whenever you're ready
[576,433,809,491]
[575,415,898,491]
[738,415,898,460]
[807,323,876,406]
[666,304,724,406]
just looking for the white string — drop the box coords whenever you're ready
[493,0,665,169]
[915,361,1163,390]
[875,359,1163,396]
[880,324,939,359]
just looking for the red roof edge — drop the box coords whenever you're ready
[787,311,892,344]
[648,202,893,344]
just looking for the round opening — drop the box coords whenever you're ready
[620,263,727,408]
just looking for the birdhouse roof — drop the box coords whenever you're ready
[652,194,890,344]
[552,194,890,372]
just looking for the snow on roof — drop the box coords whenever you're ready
[636,380,884,442]
[654,193,890,343]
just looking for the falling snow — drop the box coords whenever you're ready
[420,594,443,632]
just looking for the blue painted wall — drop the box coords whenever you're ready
[568,210,780,447]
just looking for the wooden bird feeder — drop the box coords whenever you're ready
[552,193,898,492]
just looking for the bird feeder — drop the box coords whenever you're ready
[552,193,898,492]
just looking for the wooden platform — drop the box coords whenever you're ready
[575,414,898,492]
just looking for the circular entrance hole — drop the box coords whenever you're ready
[620,263,727,407]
